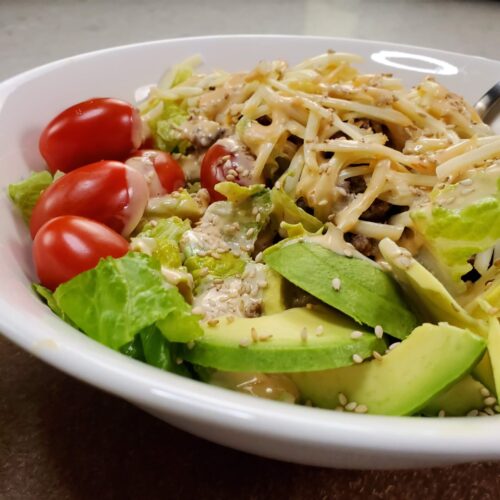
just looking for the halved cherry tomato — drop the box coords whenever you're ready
[39,98,142,174]
[29,160,148,238]
[126,150,185,196]
[33,215,129,290]
[200,140,253,202]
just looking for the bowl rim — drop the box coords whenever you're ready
[2,34,500,463]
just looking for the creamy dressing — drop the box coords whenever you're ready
[126,155,166,197]
[209,371,300,403]
[193,262,266,319]
[121,167,150,237]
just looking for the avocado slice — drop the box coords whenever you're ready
[264,240,418,339]
[378,238,495,392]
[179,306,386,373]
[262,268,287,315]
[422,375,487,417]
[291,323,485,416]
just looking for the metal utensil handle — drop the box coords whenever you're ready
[474,81,500,120]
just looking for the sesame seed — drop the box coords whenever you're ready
[250,327,258,343]
[239,338,251,348]
[389,342,401,351]
[480,387,490,398]
[397,256,412,269]
[226,315,235,324]
[345,401,358,411]
[467,409,479,417]
[211,252,221,259]
[355,404,368,414]
[318,199,328,207]
[338,393,348,406]
[484,407,495,416]
[226,174,236,181]
[479,411,489,417]
[327,214,336,221]
[331,277,342,291]
[198,267,209,277]
[315,325,324,336]
[460,178,473,186]
[255,252,263,263]
[207,319,219,327]
[350,330,363,340]
[300,327,308,342]
[372,351,383,360]
[352,354,363,364]
[227,169,238,177]
[438,410,446,418]
[257,280,268,289]
[275,181,281,189]
[259,333,272,341]
[374,325,384,338]
[256,212,262,222]
[484,396,497,406]
[344,249,353,258]
[246,227,256,238]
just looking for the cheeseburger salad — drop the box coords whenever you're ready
[8,53,500,417]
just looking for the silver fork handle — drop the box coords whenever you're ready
[474,81,500,120]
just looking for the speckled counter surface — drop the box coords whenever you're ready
[1,1,500,498]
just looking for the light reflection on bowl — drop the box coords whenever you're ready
[371,50,459,76]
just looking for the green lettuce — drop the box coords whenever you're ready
[270,188,323,233]
[146,189,205,221]
[140,325,191,377]
[411,166,500,293]
[8,171,52,222]
[53,252,202,350]
[142,99,190,153]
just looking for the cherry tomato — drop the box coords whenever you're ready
[200,140,253,201]
[33,215,129,290]
[30,160,148,238]
[39,98,143,174]
[126,150,185,196]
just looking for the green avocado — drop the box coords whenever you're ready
[262,268,287,315]
[179,306,386,373]
[291,323,485,416]
[378,238,495,393]
[264,240,418,339]
[422,375,487,417]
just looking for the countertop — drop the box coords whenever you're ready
[1,0,500,498]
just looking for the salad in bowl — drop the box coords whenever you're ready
[9,51,500,418]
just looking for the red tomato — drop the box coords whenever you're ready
[33,215,129,290]
[39,98,143,174]
[30,160,148,238]
[127,150,185,196]
[200,140,253,201]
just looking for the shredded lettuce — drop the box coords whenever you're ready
[8,171,52,222]
[411,166,500,293]
[53,253,202,350]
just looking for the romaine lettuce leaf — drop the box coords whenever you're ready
[142,99,190,153]
[146,189,205,221]
[53,252,202,350]
[8,171,52,222]
[140,325,192,377]
[410,165,500,293]
[270,188,323,233]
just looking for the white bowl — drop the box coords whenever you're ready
[1,35,499,470]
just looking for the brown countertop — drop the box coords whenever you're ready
[1,335,500,500]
